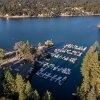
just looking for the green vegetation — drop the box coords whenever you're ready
[0,48,5,60]
[14,41,44,64]
[97,23,100,28]
[42,91,54,100]
[0,68,54,100]
[33,90,40,100]
[77,42,100,100]
[14,41,33,60]
[45,40,54,48]
[3,40,100,100]
[3,69,16,97]
[0,40,55,100]
[0,48,6,65]
[0,0,100,17]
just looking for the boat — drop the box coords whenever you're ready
[50,75,57,81]
[83,47,87,51]
[55,76,62,82]
[43,72,48,79]
[58,76,67,86]
[72,93,77,96]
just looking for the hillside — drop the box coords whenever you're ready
[0,0,100,17]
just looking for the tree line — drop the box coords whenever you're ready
[0,0,100,16]
[77,42,100,100]
[0,68,54,100]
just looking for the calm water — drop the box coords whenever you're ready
[0,16,100,100]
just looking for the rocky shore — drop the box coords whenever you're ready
[0,13,100,19]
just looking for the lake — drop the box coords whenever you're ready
[0,16,100,100]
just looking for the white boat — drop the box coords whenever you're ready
[58,76,67,86]
[83,47,87,51]
[43,72,48,79]
[50,75,57,81]
[55,76,62,82]
[72,93,77,96]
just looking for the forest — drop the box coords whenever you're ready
[77,42,100,100]
[0,0,100,16]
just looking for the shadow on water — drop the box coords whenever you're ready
[27,62,42,81]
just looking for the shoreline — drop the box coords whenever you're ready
[0,14,100,19]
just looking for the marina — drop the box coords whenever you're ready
[0,16,99,100]
[35,43,87,86]
[36,71,68,86]
[51,53,77,64]
[50,43,87,64]
[36,60,71,86]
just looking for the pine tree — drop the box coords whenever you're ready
[14,41,34,62]
[25,81,32,96]
[0,48,5,60]
[42,91,54,100]
[86,88,96,100]
[19,92,25,100]
[3,69,16,96]
[16,74,25,100]
[77,42,100,100]
[33,90,40,100]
